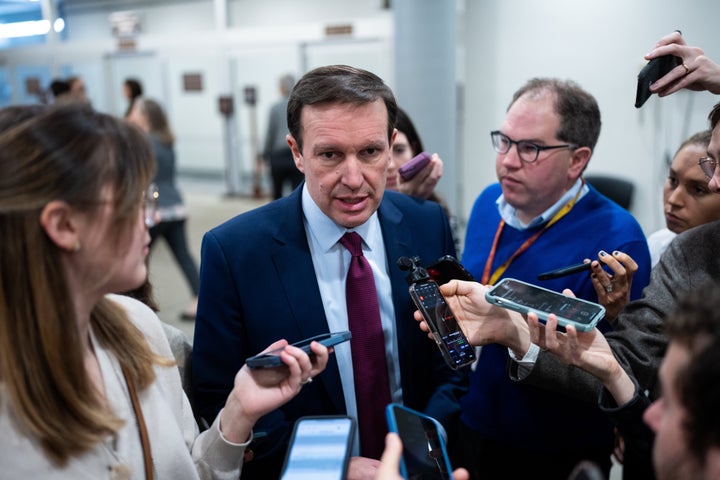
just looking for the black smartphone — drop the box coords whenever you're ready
[385,403,454,480]
[399,256,475,370]
[398,152,432,180]
[280,415,355,480]
[635,54,682,108]
[537,261,591,281]
[245,331,351,369]
[426,255,476,285]
[485,278,605,332]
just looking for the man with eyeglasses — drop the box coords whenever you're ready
[456,78,651,479]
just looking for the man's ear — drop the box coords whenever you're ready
[39,200,80,253]
[286,134,304,173]
[569,146,592,178]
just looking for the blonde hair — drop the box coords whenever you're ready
[0,104,164,465]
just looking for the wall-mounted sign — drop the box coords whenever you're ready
[183,73,203,92]
[25,77,41,95]
[109,10,142,38]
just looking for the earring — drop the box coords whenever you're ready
[73,241,81,253]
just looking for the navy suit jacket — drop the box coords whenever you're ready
[191,186,468,479]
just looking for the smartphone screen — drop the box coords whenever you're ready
[281,416,354,480]
[409,280,476,369]
[485,278,605,332]
[386,403,453,480]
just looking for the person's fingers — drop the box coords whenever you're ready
[645,30,687,59]
[307,340,330,374]
[376,433,403,478]
[452,468,471,480]
[613,250,638,273]
[561,288,577,299]
[527,312,541,345]
[544,314,560,350]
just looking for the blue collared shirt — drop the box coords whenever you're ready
[497,178,588,230]
[301,185,403,455]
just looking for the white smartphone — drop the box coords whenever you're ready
[280,416,355,480]
[385,403,454,480]
[485,278,605,332]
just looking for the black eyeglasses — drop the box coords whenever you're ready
[490,130,578,163]
[698,157,718,180]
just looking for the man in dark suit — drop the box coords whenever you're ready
[192,65,467,479]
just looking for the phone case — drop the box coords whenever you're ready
[426,255,476,285]
[385,403,453,480]
[635,54,682,108]
[245,331,351,368]
[398,152,431,180]
[485,278,605,332]
[409,280,476,369]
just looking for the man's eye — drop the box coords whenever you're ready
[360,148,383,159]
[518,143,538,155]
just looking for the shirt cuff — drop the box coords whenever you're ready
[507,343,540,380]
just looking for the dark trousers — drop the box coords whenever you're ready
[150,219,200,296]
[269,151,304,200]
[452,421,612,480]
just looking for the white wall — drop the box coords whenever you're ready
[1,0,719,234]
[0,0,393,193]
[463,0,720,236]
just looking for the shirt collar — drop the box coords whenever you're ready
[497,177,587,230]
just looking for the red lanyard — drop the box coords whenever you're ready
[481,181,585,285]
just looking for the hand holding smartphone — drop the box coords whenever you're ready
[398,256,476,370]
[245,331,351,369]
[485,278,605,332]
[398,152,432,180]
[385,403,454,480]
[635,54,682,108]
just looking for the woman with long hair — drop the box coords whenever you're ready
[0,103,328,478]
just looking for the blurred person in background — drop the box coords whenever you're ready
[128,97,201,321]
[263,73,303,199]
[123,77,144,118]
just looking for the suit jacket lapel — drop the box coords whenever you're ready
[378,193,416,322]
[270,188,346,413]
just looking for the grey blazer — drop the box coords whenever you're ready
[511,219,720,402]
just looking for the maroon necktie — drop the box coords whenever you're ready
[339,231,391,459]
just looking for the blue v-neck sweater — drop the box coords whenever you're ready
[460,182,651,451]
